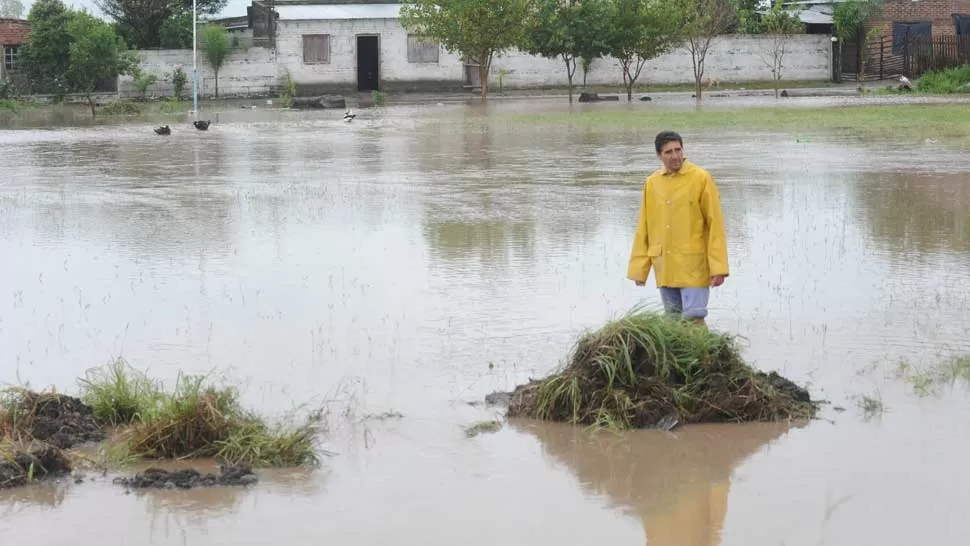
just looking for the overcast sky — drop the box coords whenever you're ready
[19,0,252,19]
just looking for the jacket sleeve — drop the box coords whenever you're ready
[700,174,730,277]
[626,182,652,282]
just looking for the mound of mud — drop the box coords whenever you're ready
[0,444,73,489]
[114,464,258,489]
[0,391,105,449]
[506,311,818,429]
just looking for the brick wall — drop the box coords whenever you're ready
[0,18,30,46]
[868,0,970,37]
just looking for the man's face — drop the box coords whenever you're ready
[657,140,684,173]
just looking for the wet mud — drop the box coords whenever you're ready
[0,444,73,490]
[114,465,258,489]
[1,392,105,449]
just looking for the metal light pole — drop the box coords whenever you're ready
[192,0,198,117]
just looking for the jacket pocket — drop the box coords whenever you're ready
[647,244,663,257]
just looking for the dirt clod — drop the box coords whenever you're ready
[0,444,73,489]
[113,464,258,489]
[1,391,105,449]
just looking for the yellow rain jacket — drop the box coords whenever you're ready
[627,160,729,288]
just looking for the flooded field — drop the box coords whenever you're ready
[2,96,970,545]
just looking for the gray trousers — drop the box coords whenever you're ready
[659,287,710,319]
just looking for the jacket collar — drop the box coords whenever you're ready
[662,159,693,176]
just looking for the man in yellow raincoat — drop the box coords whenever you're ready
[627,131,729,327]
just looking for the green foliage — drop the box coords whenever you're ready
[78,358,161,426]
[521,0,613,101]
[18,0,74,96]
[159,10,194,49]
[171,66,188,100]
[833,0,882,42]
[65,10,138,116]
[98,99,142,115]
[128,65,158,99]
[96,0,224,48]
[734,0,762,34]
[916,66,970,94]
[400,0,530,101]
[280,68,297,108]
[201,24,231,98]
[603,0,686,101]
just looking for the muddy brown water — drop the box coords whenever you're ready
[2,96,970,545]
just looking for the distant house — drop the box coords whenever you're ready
[247,0,470,94]
[784,0,970,79]
[785,0,970,43]
[0,18,29,83]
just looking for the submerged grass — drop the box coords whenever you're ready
[507,309,818,431]
[76,359,321,468]
[501,103,970,145]
[894,356,970,397]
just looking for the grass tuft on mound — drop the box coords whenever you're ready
[507,310,818,430]
[77,360,321,468]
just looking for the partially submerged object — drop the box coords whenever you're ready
[506,310,818,430]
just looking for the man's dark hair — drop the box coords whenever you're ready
[654,131,683,154]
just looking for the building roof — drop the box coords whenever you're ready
[0,18,30,46]
[759,2,834,25]
[274,2,402,20]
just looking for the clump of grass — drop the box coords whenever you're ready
[99,99,142,116]
[78,357,162,426]
[80,362,322,468]
[507,309,818,430]
[916,66,970,94]
[854,391,886,421]
[463,420,503,438]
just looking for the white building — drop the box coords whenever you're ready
[127,0,834,98]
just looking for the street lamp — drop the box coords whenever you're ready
[192,0,198,117]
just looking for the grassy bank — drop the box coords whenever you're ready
[502,102,970,144]
[506,310,818,431]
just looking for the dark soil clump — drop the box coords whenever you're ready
[506,311,819,430]
[0,444,73,489]
[1,390,105,449]
[114,464,258,489]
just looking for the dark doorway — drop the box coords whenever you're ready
[356,35,380,92]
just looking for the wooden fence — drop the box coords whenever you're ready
[839,34,970,82]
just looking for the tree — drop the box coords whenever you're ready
[159,10,194,49]
[0,0,24,18]
[400,0,529,102]
[95,0,226,48]
[832,0,883,82]
[754,0,803,98]
[201,23,230,98]
[682,0,736,100]
[604,0,686,102]
[522,0,612,103]
[17,0,73,95]
[65,10,137,116]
